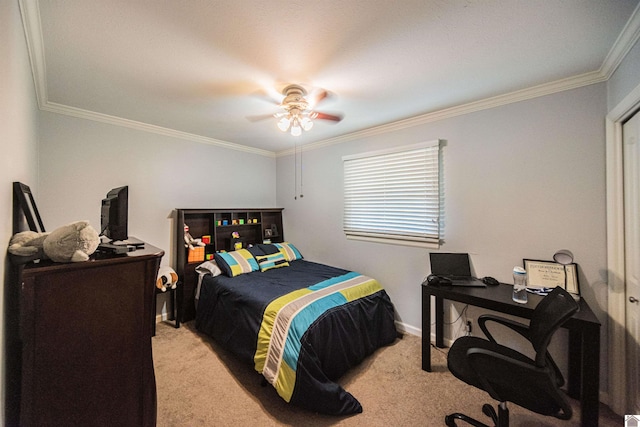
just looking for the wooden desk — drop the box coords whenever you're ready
[421,281,601,427]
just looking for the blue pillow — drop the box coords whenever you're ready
[247,245,265,258]
[214,249,259,277]
[258,243,280,255]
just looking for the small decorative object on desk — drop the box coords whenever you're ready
[512,266,528,304]
[201,235,211,244]
[264,228,273,237]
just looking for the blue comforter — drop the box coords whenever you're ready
[196,260,397,415]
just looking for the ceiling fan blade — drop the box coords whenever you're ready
[313,111,343,122]
[246,113,277,122]
[307,89,328,109]
[251,88,284,106]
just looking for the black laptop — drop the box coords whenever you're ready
[429,252,486,287]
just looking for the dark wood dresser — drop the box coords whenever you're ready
[9,240,163,427]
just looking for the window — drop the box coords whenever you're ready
[343,140,442,248]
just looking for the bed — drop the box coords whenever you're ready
[194,242,398,415]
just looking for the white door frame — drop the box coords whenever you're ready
[606,81,640,415]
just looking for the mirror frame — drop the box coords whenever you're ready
[13,182,45,234]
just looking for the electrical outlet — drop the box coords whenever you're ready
[466,320,472,335]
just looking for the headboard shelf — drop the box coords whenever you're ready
[175,208,284,322]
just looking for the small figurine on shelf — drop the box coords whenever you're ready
[231,231,242,250]
[184,224,206,250]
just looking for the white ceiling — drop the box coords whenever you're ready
[21,0,640,154]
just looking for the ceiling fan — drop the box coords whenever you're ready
[248,84,343,136]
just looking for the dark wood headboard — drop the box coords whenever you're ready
[174,208,284,322]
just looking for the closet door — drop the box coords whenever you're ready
[623,110,640,415]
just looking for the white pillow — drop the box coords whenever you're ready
[194,260,222,306]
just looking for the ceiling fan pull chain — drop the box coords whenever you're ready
[294,142,298,200]
[299,145,303,198]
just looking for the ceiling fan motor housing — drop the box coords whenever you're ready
[282,85,309,112]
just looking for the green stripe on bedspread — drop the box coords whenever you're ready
[253,271,383,402]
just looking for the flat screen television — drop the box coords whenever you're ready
[100,186,128,242]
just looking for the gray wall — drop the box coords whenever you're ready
[0,1,40,424]
[37,112,277,268]
[277,83,609,394]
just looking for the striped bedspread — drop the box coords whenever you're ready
[196,259,397,414]
[254,272,383,402]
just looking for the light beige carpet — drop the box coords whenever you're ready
[153,322,621,426]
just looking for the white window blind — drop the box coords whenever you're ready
[343,140,442,248]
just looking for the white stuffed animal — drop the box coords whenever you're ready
[9,221,100,263]
[43,221,100,263]
[8,230,50,258]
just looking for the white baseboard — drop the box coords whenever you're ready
[394,321,419,337]
[155,313,174,323]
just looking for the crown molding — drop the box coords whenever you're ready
[20,0,639,159]
[276,70,606,156]
[599,1,640,80]
[19,0,47,107]
[277,5,640,157]
[19,0,274,158]
[40,101,276,157]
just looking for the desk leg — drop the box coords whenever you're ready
[435,296,445,348]
[422,289,432,372]
[568,329,581,398]
[582,326,600,427]
[568,325,600,427]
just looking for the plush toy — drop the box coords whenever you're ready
[8,230,50,258]
[43,221,100,263]
[184,224,205,250]
[156,266,178,292]
[9,221,100,263]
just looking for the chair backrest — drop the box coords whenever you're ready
[528,286,579,366]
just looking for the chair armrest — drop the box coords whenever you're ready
[478,314,530,344]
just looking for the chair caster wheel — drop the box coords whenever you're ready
[482,404,498,424]
[445,415,457,427]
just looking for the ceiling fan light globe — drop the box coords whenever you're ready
[291,125,302,136]
[301,117,313,131]
[277,117,291,132]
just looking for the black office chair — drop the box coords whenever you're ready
[445,286,579,427]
